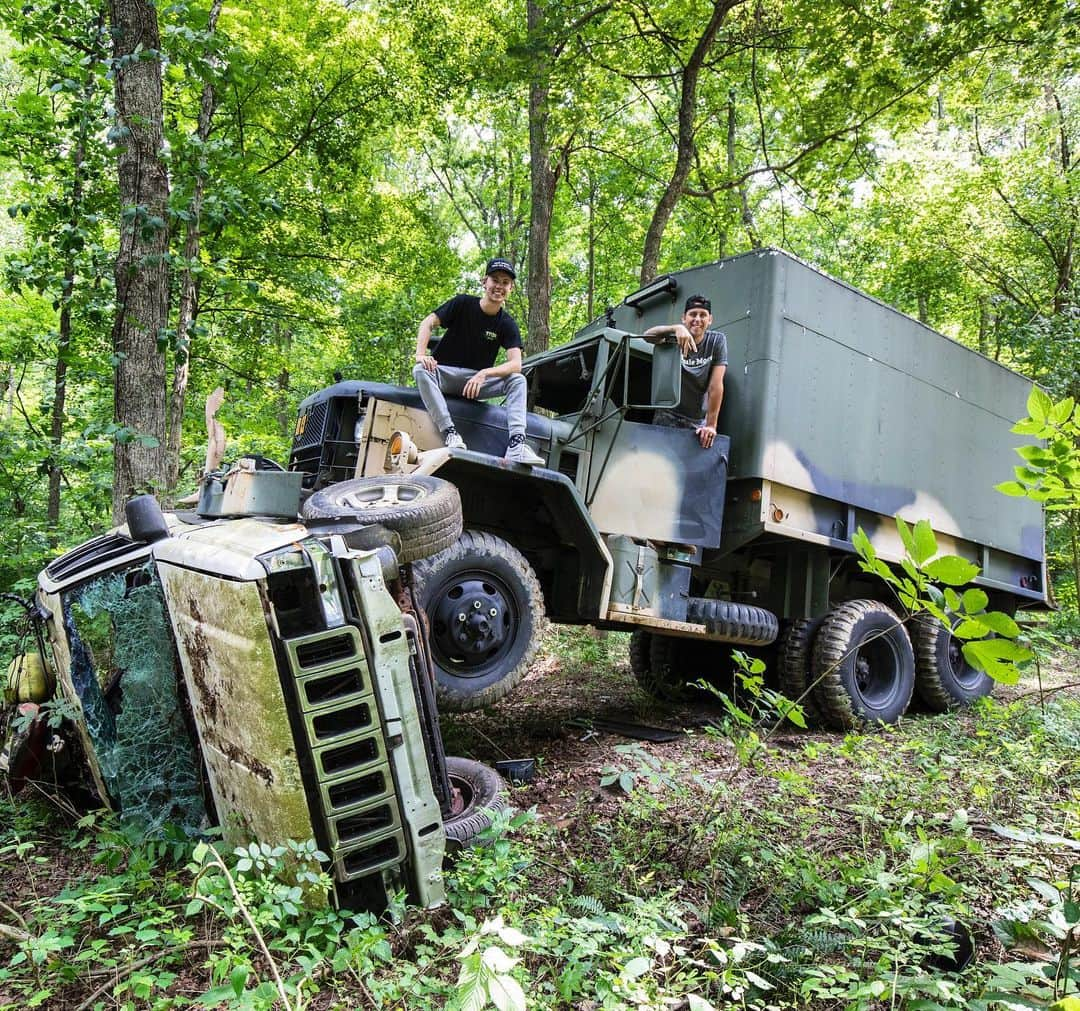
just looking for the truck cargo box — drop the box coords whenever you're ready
[597,248,1046,604]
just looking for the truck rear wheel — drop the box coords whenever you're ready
[302,475,462,563]
[812,600,915,729]
[630,632,690,700]
[911,613,994,711]
[776,618,824,727]
[444,756,507,849]
[412,531,544,712]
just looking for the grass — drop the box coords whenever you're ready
[1,628,1078,1009]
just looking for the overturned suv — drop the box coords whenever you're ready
[1,459,505,912]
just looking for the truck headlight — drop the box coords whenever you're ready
[259,539,346,632]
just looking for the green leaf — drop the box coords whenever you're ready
[896,516,916,559]
[924,556,980,586]
[230,965,249,998]
[1049,396,1075,426]
[911,520,937,565]
[489,973,527,1011]
[960,588,989,614]
[962,638,1031,683]
[622,956,652,980]
[852,527,873,561]
[1027,385,1053,423]
[980,611,1020,638]
[995,481,1029,497]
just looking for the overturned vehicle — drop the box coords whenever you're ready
[289,248,1049,725]
[2,464,505,911]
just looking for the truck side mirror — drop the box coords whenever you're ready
[650,339,682,409]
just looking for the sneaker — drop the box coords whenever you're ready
[505,438,544,466]
[443,428,466,450]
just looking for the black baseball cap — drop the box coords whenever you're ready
[486,257,516,279]
[685,294,711,311]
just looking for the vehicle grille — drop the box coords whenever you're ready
[282,626,406,882]
[293,401,329,451]
[45,532,140,582]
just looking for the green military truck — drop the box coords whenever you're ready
[2,463,505,912]
[288,248,1048,726]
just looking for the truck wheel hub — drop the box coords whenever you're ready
[429,576,512,667]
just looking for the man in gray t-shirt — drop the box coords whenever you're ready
[644,294,727,449]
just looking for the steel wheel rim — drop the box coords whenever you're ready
[338,481,427,510]
[852,632,903,709]
[428,570,518,678]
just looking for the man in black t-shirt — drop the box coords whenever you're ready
[413,257,543,465]
[644,293,727,449]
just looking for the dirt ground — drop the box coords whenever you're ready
[439,628,1080,828]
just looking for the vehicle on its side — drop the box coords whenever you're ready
[2,461,504,912]
[288,249,1048,726]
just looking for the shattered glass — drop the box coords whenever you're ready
[63,563,207,835]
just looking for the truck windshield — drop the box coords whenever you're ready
[63,563,207,834]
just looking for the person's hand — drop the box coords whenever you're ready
[674,324,697,355]
[696,423,717,449]
[415,353,437,373]
[463,370,489,398]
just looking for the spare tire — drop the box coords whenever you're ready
[302,475,462,563]
[444,756,508,849]
[686,598,779,645]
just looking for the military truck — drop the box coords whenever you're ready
[2,461,505,912]
[288,248,1048,727]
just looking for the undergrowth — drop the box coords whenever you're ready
[1,657,1079,1009]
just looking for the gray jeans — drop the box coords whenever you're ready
[412,364,528,437]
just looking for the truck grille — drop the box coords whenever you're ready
[282,625,405,881]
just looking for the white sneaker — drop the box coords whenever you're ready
[444,430,466,450]
[505,440,544,465]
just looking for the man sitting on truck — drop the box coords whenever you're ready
[413,257,544,465]
[644,294,727,449]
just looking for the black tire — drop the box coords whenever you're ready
[628,629,653,684]
[412,531,545,712]
[911,613,994,711]
[636,633,692,701]
[444,756,508,848]
[686,598,779,646]
[812,599,915,729]
[301,475,462,564]
[776,618,824,727]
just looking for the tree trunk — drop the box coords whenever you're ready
[49,16,104,545]
[165,0,223,501]
[640,0,740,284]
[526,0,557,356]
[109,0,170,524]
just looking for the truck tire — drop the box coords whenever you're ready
[412,531,544,712]
[776,618,824,727]
[628,629,653,683]
[444,756,507,849]
[911,613,994,711]
[812,599,915,729]
[632,633,691,701]
[302,475,462,564]
[686,598,779,645]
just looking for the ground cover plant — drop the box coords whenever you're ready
[0,622,1078,1010]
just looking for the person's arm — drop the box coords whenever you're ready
[463,347,522,398]
[696,364,726,448]
[644,323,696,355]
[415,312,442,372]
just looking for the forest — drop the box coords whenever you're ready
[1,0,1079,1007]
[0,0,1077,604]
